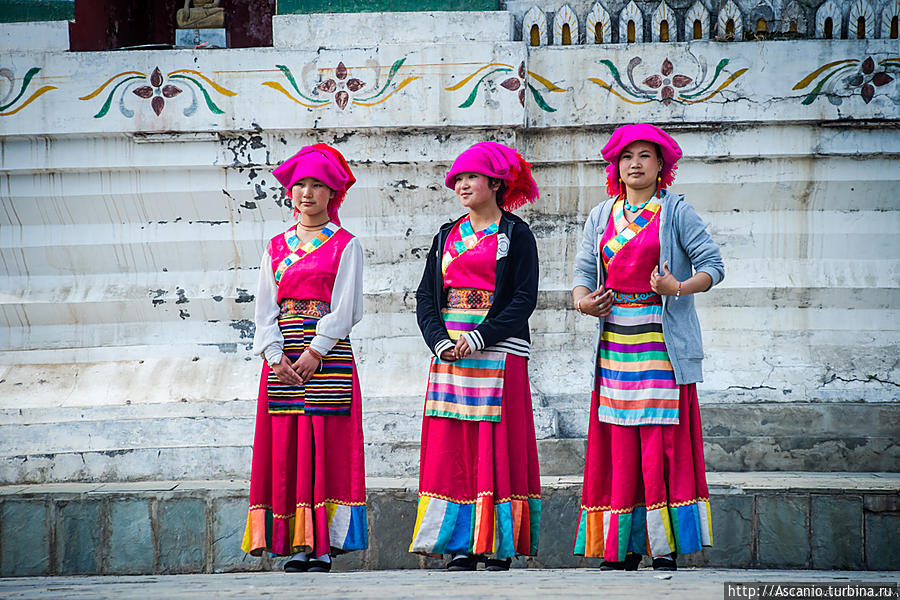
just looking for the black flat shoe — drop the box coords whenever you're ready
[600,553,641,571]
[447,554,478,571]
[484,557,511,571]
[652,552,677,571]
[284,558,308,573]
[307,559,332,573]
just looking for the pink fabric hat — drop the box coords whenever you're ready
[601,123,682,197]
[272,143,356,223]
[444,141,539,211]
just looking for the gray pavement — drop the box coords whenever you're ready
[1,569,897,600]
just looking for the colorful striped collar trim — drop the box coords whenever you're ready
[442,217,499,275]
[275,222,341,284]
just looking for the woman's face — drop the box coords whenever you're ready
[290,177,335,221]
[618,140,663,192]
[454,172,500,211]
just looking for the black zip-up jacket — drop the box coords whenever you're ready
[415,211,538,358]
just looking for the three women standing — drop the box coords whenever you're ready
[409,142,543,571]
[242,143,367,572]
[572,124,723,570]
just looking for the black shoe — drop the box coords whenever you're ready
[447,554,478,571]
[484,557,511,571]
[307,559,332,573]
[600,553,641,571]
[652,552,677,571]
[284,558,309,573]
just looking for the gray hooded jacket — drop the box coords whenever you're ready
[572,190,725,385]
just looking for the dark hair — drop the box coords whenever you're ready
[489,177,507,207]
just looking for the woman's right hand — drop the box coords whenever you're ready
[439,348,457,362]
[271,355,304,386]
[579,288,614,318]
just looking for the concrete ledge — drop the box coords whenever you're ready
[1,473,897,576]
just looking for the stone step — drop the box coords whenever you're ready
[1,472,897,576]
[1,402,896,483]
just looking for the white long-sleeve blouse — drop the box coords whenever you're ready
[252,236,364,365]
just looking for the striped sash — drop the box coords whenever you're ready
[267,300,354,416]
[596,301,680,425]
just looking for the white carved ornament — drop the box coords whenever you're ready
[523,6,549,46]
[882,0,900,38]
[553,4,579,45]
[586,2,612,44]
[684,1,710,40]
[717,0,744,40]
[848,0,876,38]
[815,0,843,38]
[619,0,644,43]
[651,1,675,42]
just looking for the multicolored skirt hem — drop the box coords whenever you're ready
[573,499,712,559]
[241,501,368,557]
[409,493,540,559]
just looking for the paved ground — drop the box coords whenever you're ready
[1,569,897,600]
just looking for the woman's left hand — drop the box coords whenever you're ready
[454,336,472,359]
[650,261,681,296]
[292,349,322,383]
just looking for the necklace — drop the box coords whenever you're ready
[622,197,651,212]
[298,220,329,231]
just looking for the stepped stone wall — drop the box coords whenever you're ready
[1,12,898,484]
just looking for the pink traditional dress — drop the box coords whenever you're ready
[242,221,367,558]
[409,217,541,559]
[574,199,713,561]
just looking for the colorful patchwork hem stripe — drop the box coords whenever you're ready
[241,502,368,557]
[409,493,540,559]
[275,222,340,284]
[573,499,712,560]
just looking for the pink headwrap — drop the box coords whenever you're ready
[444,141,539,211]
[601,123,682,197]
[272,143,356,224]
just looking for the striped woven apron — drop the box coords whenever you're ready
[267,299,354,416]
[425,288,505,422]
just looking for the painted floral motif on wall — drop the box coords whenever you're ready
[0,67,56,117]
[793,56,900,105]
[588,55,748,105]
[447,62,564,112]
[262,58,419,110]
[80,68,236,118]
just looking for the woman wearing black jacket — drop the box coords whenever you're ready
[408,142,542,572]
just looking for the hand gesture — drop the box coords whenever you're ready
[579,288,614,318]
[454,336,472,359]
[650,261,681,296]
[439,348,457,362]
[291,349,322,383]
[272,355,304,386]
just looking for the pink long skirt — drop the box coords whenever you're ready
[574,382,713,561]
[241,362,368,557]
[409,354,542,559]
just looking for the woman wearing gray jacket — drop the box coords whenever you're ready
[571,124,724,571]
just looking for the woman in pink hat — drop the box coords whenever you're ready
[572,124,724,571]
[409,142,542,571]
[241,143,367,573]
